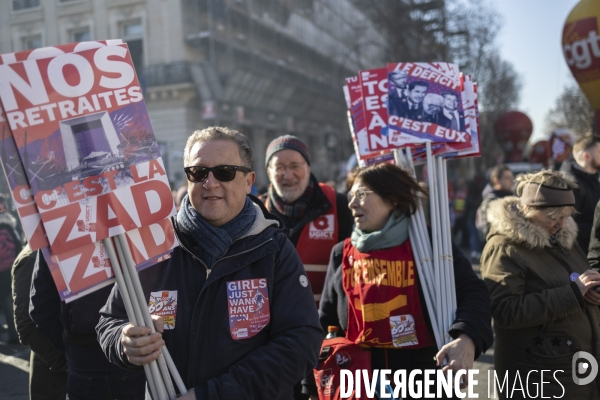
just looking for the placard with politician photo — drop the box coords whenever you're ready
[387,62,473,151]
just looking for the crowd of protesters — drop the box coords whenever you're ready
[3,128,600,399]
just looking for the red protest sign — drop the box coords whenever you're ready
[358,68,391,153]
[0,41,179,302]
[0,40,124,250]
[344,76,380,163]
[46,217,178,303]
[0,43,176,255]
[0,119,49,249]
[0,40,123,65]
[454,75,481,158]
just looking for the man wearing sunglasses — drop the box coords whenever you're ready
[98,127,322,399]
[261,135,353,400]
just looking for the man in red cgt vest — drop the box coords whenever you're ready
[261,135,353,307]
[261,135,353,400]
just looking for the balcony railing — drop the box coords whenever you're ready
[144,62,193,87]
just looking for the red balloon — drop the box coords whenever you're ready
[529,140,551,167]
[494,111,533,162]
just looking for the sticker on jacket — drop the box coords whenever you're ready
[390,314,418,347]
[148,291,178,330]
[227,278,270,340]
[309,215,335,240]
[318,369,334,395]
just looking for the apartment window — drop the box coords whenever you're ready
[22,35,42,50]
[13,0,39,10]
[122,21,144,77]
[123,21,143,38]
[72,28,91,42]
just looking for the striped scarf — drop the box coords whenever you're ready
[269,174,316,219]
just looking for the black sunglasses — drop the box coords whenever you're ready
[184,165,252,183]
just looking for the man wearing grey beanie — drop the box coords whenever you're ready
[260,134,352,399]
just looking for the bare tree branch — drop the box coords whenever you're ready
[545,82,594,138]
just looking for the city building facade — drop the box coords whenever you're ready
[1,0,385,189]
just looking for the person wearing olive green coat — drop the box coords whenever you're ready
[481,170,600,400]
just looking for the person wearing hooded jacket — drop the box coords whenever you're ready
[97,127,322,399]
[481,170,600,399]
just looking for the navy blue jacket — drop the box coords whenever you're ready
[96,198,323,399]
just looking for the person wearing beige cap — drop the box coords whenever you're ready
[481,169,600,399]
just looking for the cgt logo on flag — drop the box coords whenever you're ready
[309,215,334,240]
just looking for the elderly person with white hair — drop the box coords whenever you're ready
[421,93,445,125]
[481,169,600,399]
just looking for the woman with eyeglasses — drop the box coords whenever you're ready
[481,170,600,399]
[314,163,492,399]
